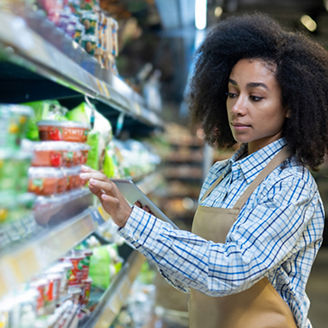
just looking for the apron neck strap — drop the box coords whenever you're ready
[233,146,289,210]
[200,174,225,202]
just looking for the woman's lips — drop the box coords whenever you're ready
[232,123,251,130]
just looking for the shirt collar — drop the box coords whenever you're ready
[229,138,287,184]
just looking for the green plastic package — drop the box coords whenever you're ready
[86,131,100,169]
[65,102,90,124]
[88,245,122,290]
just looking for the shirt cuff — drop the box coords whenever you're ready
[118,205,165,246]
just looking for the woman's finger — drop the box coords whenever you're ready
[101,193,119,203]
[81,165,96,172]
[89,178,115,195]
[89,183,104,198]
[135,200,142,208]
[80,171,107,181]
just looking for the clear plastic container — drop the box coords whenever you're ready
[63,166,82,190]
[31,141,69,167]
[80,143,90,165]
[28,167,63,196]
[37,120,90,142]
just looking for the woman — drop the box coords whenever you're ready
[80,14,328,328]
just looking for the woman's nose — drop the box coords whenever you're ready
[231,95,247,115]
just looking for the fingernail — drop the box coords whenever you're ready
[80,173,88,178]
[101,193,109,200]
[89,178,95,185]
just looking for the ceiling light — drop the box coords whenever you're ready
[195,0,207,30]
[214,6,223,17]
[300,15,317,32]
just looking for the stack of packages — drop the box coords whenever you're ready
[21,101,90,225]
[0,238,123,327]
[0,104,36,248]
[27,103,90,198]
[37,0,119,72]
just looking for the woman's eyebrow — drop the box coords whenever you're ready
[228,78,237,85]
[228,79,268,90]
[247,82,268,90]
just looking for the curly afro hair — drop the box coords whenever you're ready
[187,13,328,170]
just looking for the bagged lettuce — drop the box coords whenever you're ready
[65,102,89,124]
[86,131,100,169]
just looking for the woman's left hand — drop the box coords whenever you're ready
[80,166,132,227]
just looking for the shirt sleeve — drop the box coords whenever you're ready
[118,175,320,297]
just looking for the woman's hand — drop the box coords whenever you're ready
[80,166,132,227]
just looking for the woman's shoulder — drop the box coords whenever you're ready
[263,157,319,195]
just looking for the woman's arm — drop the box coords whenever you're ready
[81,166,323,296]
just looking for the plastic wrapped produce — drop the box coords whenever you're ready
[0,104,33,148]
[28,167,64,195]
[37,120,90,142]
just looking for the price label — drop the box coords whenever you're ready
[109,295,122,313]
[102,82,111,98]
[91,209,105,225]
[97,205,110,221]
[96,80,104,95]
[134,102,141,116]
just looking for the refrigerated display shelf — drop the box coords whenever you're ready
[79,251,145,328]
[0,206,98,299]
[0,11,163,129]
[164,153,203,163]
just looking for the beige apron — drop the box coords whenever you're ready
[189,147,297,328]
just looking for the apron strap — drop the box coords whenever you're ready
[233,146,289,210]
[200,174,225,202]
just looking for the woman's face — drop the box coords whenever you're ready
[226,58,287,154]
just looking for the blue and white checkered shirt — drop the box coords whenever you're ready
[119,138,324,328]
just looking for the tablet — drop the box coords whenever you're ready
[111,178,179,229]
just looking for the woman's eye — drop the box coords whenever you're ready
[226,92,238,99]
[250,95,263,102]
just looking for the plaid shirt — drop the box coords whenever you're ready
[119,138,324,328]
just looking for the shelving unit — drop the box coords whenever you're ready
[0,206,96,298]
[0,172,161,320]
[159,136,204,227]
[0,10,164,134]
[80,252,145,328]
[0,5,165,326]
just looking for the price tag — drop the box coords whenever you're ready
[102,82,111,98]
[119,279,131,299]
[109,295,122,313]
[96,80,104,95]
[0,271,9,297]
[134,102,141,116]
[6,247,39,283]
[91,209,105,225]
[98,205,110,221]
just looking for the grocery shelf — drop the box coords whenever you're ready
[164,153,203,163]
[0,11,163,130]
[0,206,99,299]
[168,138,204,148]
[80,251,145,328]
